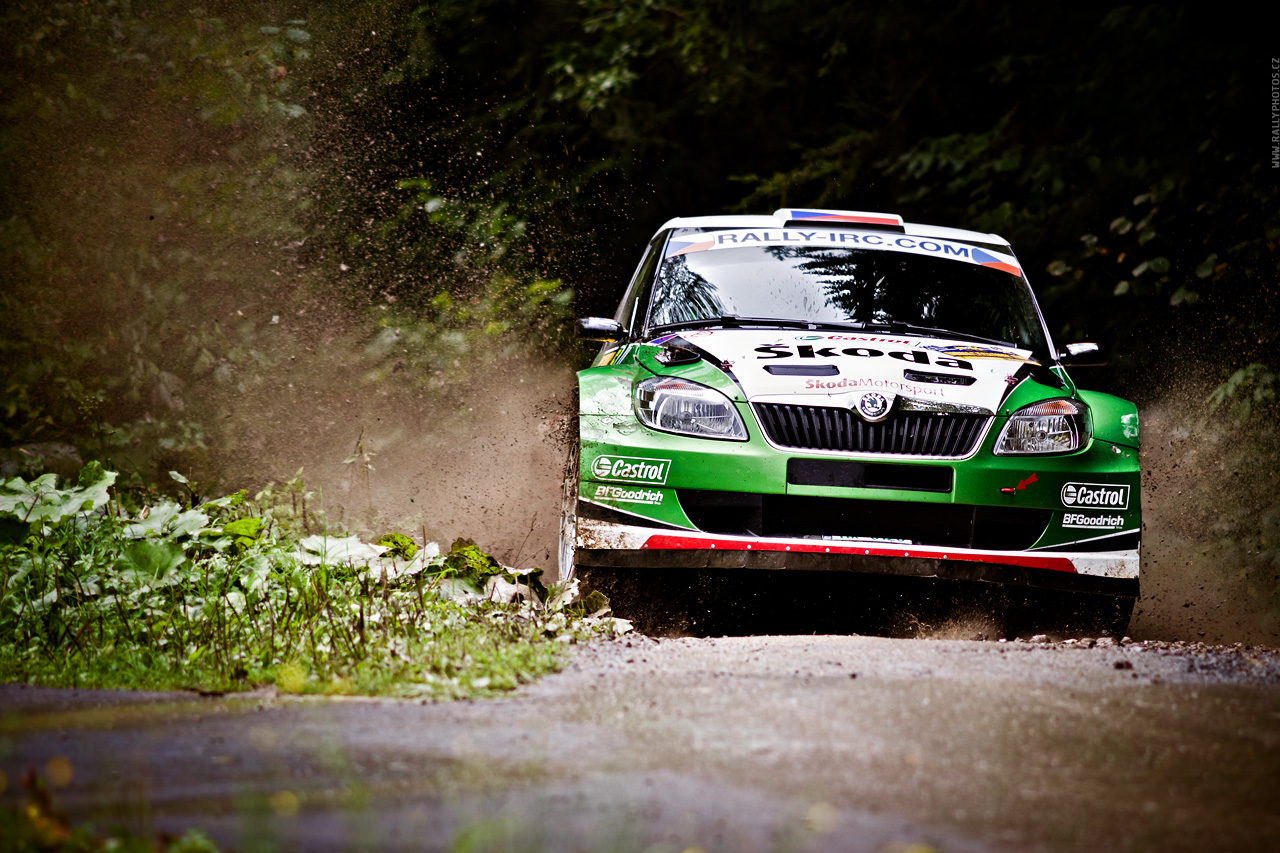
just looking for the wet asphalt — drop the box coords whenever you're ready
[4,635,1280,852]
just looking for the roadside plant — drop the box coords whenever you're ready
[0,466,627,698]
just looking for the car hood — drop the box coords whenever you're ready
[658,329,1040,414]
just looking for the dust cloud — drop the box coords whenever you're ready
[1131,394,1280,645]
[220,336,1280,645]
[214,321,579,573]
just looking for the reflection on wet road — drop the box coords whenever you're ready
[4,635,1280,851]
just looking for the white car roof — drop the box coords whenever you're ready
[657,208,1011,248]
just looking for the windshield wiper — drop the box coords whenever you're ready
[857,322,1018,349]
[651,315,824,332]
[651,316,1019,349]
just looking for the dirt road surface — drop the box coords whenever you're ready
[5,635,1280,852]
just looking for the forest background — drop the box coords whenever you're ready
[2,2,1279,634]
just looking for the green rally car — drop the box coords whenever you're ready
[561,208,1140,634]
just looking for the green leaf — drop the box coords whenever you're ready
[1195,254,1218,279]
[200,491,246,510]
[78,461,109,488]
[442,538,506,587]
[223,517,264,540]
[377,532,419,559]
[0,469,116,524]
[121,501,184,538]
[118,539,187,580]
[169,509,210,538]
[286,29,311,43]
[1148,257,1170,273]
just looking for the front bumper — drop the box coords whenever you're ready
[575,515,1140,599]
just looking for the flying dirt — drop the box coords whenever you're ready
[223,345,1280,647]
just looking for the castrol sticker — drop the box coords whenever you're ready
[1061,482,1130,511]
[590,455,671,485]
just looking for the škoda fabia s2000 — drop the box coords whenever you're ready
[560,209,1140,636]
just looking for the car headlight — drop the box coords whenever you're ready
[993,399,1091,455]
[634,376,749,441]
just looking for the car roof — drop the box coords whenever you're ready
[656,208,1011,248]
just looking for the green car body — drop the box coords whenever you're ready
[562,209,1140,631]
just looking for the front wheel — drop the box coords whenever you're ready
[557,443,579,583]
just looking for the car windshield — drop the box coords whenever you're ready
[647,242,1048,354]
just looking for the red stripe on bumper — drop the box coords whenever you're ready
[640,534,1078,573]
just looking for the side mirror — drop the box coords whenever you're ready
[1057,342,1106,367]
[575,317,626,342]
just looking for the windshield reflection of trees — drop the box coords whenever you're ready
[649,254,725,325]
[767,246,1034,346]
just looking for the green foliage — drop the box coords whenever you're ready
[443,537,507,588]
[0,464,115,526]
[377,532,419,559]
[0,1,318,480]
[221,516,264,552]
[0,468,627,697]
[0,0,577,491]
[374,2,1273,391]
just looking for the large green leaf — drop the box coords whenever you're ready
[0,468,116,525]
[117,539,188,583]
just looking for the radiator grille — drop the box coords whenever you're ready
[753,404,989,457]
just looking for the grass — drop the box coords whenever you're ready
[0,465,626,699]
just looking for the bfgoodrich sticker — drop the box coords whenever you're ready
[1062,513,1125,529]
[594,484,663,505]
[591,455,671,485]
[1061,482,1130,511]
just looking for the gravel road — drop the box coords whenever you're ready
[4,635,1280,852]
